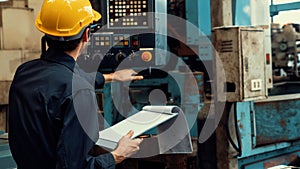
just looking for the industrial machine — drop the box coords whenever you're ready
[79,0,300,169]
[1,0,300,169]
[271,23,300,82]
[78,0,202,136]
[207,1,300,169]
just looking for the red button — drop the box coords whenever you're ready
[141,51,152,62]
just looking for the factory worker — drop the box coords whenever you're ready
[8,0,143,168]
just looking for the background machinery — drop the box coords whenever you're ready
[1,0,300,169]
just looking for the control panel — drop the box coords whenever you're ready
[78,0,161,73]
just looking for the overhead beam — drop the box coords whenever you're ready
[270,2,300,17]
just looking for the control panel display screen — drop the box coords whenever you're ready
[107,0,152,28]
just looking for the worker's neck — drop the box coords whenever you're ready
[65,50,79,61]
[65,41,83,61]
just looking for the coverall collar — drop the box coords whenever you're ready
[41,47,76,72]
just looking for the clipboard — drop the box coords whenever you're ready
[96,105,191,153]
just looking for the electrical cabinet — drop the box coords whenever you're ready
[212,26,267,102]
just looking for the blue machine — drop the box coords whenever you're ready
[90,0,300,168]
[0,132,16,169]
[86,0,205,138]
[210,0,300,169]
[235,99,300,168]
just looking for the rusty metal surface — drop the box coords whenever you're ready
[263,154,298,168]
[241,30,266,99]
[212,27,267,102]
[254,99,300,146]
[215,103,239,169]
[210,0,232,27]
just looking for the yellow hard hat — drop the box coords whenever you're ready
[35,0,101,40]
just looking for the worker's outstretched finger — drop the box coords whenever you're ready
[132,75,143,81]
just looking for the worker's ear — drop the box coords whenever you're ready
[82,28,90,42]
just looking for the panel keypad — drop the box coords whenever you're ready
[108,0,149,28]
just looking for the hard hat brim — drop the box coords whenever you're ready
[93,9,102,22]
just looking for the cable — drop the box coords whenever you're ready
[234,102,242,157]
[225,102,242,157]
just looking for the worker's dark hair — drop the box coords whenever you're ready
[44,36,82,52]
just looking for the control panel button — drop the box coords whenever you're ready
[141,51,152,62]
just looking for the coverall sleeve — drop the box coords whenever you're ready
[56,87,115,169]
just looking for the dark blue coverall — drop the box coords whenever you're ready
[8,48,115,169]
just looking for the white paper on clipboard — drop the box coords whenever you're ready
[96,105,180,150]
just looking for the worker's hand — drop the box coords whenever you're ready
[111,130,143,164]
[104,69,143,82]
